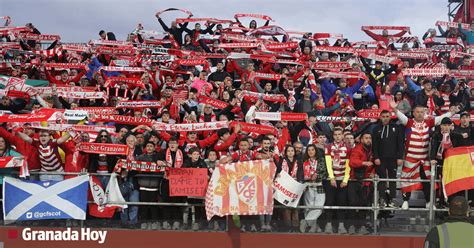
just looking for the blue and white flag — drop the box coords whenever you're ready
[2,175,89,221]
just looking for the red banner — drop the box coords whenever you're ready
[264,42,298,50]
[234,13,273,21]
[0,109,62,123]
[44,63,87,70]
[311,62,351,70]
[17,33,60,41]
[89,114,153,126]
[77,143,129,155]
[73,107,118,115]
[169,168,209,197]
[230,121,276,135]
[95,46,135,56]
[104,77,145,89]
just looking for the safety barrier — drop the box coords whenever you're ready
[0,166,470,235]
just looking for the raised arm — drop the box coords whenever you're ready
[405,76,421,92]
[56,132,71,145]
[362,29,383,41]
[348,78,365,94]
[434,110,454,126]
[157,17,170,32]
[16,131,33,144]
[390,100,408,125]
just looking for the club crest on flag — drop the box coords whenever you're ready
[205,160,276,220]
[236,175,257,204]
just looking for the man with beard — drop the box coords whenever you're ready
[208,62,231,83]
[372,110,404,207]
[453,112,473,147]
[348,132,374,235]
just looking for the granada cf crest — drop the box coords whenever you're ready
[236,174,256,204]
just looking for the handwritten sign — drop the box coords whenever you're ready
[169,168,208,197]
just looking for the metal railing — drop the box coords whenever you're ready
[0,166,470,235]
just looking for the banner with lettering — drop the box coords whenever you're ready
[273,170,306,208]
[205,160,276,220]
[169,168,208,197]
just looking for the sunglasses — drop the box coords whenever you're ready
[100,135,108,138]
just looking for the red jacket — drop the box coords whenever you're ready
[60,140,89,179]
[0,127,41,171]
[349,143,375,183]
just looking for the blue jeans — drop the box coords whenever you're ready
[120,181,139,225]
[98,175,110,188]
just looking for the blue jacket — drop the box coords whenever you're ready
[86,57,120,80]
[320,78,364,103]
[459,23,474,45]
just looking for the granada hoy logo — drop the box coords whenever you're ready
[20,228,107,244]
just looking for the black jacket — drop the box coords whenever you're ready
[183,158,207,169]
[89,154,119,173]
[372,123,404,159]
[136,151,161,188]
[453,125,474,147]
[208,70,231,83]
[157,18,188,46]
[276,158,304,182]
[429,130,464,161]
[415,91,444,109]
[361,57,397,89]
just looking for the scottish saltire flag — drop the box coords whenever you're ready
[2,175,89,221]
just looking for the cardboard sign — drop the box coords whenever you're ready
[273,170,306,208]
[169,168,208,197]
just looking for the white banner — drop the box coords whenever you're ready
[273,170,306,208]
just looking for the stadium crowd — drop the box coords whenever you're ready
[0,10,473,234]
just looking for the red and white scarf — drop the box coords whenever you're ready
[402,68,449,77]
[89,114,153,126]
[114,159,166,173]
[90,40,132,46]
[313,33,343,40]
[254,112,308,121]
[230,121,276,135]
[77,143,129,155]
[0,109,62,123]
[155,8,193,17]
[311,62,351,70]
[360,52,400,65]
[95,46,135,56]
[73,107,118,115]
[152,121,228,132]
[241,90,287,103]
[435,21,471,30]
[303,159,317,181]
[0,156,29,177]
[116,100,162,109]
[166,148,183,168]
[234,13,273,21]
[17,33,60,41]
[104,77,145,89]
[281,159,298,178]
[100,66,145,72]
[44,63,87,70]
